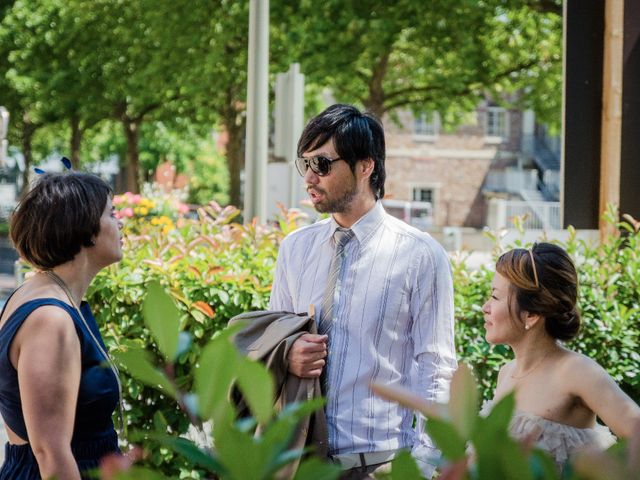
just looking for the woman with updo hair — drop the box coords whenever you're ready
[482,242,640,471]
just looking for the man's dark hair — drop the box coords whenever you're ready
[10,171,112,270]
[297,104,386,199]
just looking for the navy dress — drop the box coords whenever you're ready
[0,298,120,479]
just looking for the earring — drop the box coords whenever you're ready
[89,239,96,246]
[525,324,531,330]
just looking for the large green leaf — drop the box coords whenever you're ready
[236,356,274,425]
[195,336,238,423]
[216,426,270,480]
[141,432,226,474]
[142,281,181,361]
[425,418,467,461]
[112,348,176,399]
[449,363,479,439]
[293,457,341,480]
[480,392,515,435]
[388,450,423,480]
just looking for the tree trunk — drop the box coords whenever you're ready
[122,119,140,193]
[223,112,245,209]
[70,113,82,169]
[363,50,391,119]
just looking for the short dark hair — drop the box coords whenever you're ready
[297,104,386,199]
[10,172,112,270]
[496,242,581,341]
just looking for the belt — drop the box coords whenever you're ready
[329,449,398,470]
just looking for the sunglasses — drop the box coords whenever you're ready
[295,155,345,177]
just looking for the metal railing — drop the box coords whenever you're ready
[488,198,561,230]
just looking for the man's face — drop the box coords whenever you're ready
[302,138,358,214]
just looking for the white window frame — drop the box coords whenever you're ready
[484,107,509,144]
[412,186,435,204]
[413,112,440,141]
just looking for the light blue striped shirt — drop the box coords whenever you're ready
[269,202,457,462]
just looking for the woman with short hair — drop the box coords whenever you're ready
[0,170,123,479]
[482,242,640,471]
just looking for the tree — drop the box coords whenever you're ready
[276,0,562,126]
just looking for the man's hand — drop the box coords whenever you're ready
[287,334,328,378]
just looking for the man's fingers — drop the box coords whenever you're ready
[300,334,328,344]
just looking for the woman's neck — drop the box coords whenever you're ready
[46,257,97,306]
[510,333,560,377]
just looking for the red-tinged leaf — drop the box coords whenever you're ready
[188,266,201,278]
[193,301,215,319]
[167,254,184,264]
[438,458,468,480]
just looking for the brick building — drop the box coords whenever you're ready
[381,101,557,229]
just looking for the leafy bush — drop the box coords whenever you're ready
[87,202,307,476]
[88,201,639,476]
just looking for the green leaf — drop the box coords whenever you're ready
[142,432,226,474]
[142,281,181,361]
[425,418,467,461]
[293,457,341,480]
[388,450,423,480]
[195,336,238,423]
[112,348,177,399]
[114,466,167,480]
[481,392,515,434]
[236,356,274,425]
[449,363,479,438]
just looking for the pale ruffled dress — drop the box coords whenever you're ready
[481,400,616,471]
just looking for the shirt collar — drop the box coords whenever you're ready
[325,201,385,244]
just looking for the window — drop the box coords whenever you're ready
[485,107,508,140]
[412,187,434,204]
[413,112,439,139]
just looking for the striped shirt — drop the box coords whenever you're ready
[269,202,457,463]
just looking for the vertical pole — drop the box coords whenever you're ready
[244,0,269,222]
[599,0,624,240]
[288,64,305,207]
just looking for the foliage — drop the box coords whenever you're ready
[101,279,340,480]
[275,0,562,126]
[1,0,564,197]
[88,202,308,476]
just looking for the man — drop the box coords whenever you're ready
[269,104,456,479]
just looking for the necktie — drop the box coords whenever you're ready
[318,228,354,336]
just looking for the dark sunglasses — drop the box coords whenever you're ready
[295,155,345,177]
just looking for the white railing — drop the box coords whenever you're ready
[484,168,538,194]
[382,199,433,230]
[487,198,561,230]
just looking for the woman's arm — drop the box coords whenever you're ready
[15,306,82,480]
[569,354,640,438]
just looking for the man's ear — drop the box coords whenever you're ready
[359,158,375,179]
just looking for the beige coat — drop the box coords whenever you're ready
[229,310,329,477]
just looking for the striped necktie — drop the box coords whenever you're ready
[318,227,355,335]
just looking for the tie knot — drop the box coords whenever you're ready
[334,228,354,249]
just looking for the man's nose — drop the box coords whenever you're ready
[304,166,319,184]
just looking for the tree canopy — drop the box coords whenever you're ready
[0,0,562,200]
